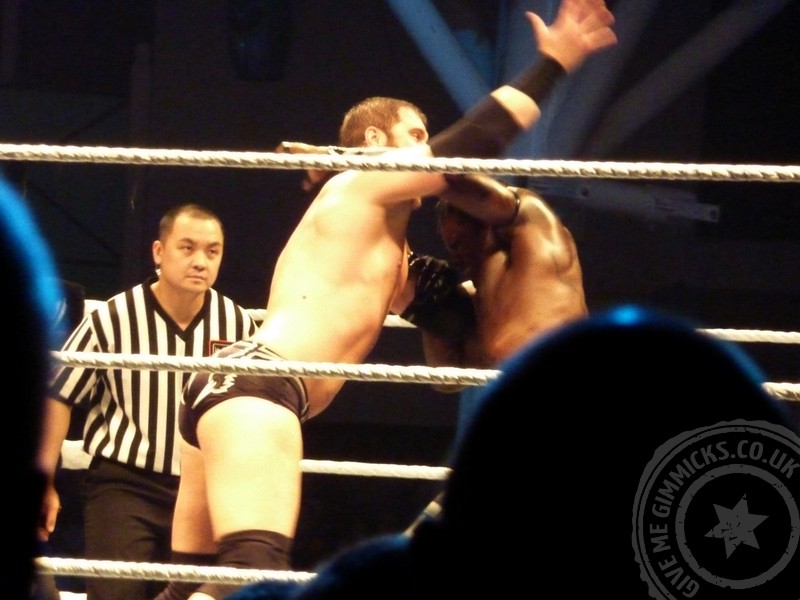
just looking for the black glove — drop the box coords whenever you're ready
[400,253,476,341]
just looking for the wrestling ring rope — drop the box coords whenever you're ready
[3,142,800,182]
[12,144,798,596]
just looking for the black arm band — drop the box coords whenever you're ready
[509,56,566,105]
[430,96,521,159]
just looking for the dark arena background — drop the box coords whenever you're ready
[2,0,799,592]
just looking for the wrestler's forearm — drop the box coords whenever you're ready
[428,56,565,160]
[429,0,617,159]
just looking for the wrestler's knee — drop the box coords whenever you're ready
[196,529,293,599]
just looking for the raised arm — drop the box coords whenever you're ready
[427,0,616,224]
[430,0,616,160]
[490,0,617,129]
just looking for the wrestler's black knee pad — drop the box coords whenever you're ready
[197,529,293,599]
[153,551,217,600]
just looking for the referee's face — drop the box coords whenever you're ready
[156,214,224,294]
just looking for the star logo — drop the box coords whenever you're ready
[705,495,768,558]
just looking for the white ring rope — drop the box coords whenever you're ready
[762,383,800,402]
[36,556,315,585]
[301,459,448,479]
[60,439,451,480]
[52,351,500,386]
[51,350,800,402]
[698,328,800,345]
[3,143,800,182]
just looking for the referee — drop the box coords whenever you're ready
[37,203,258,600]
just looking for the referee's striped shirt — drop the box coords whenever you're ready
[48,277,258,476]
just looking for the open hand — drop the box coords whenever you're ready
[527,0,617,72]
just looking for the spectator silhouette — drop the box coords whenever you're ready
[432,305,799,598]
[0,174,63,599]
[40,279,87,597]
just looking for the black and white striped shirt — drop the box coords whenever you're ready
[49,277,258,476]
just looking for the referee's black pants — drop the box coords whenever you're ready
[83,458,180,600]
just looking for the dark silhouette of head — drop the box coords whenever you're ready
[437,305,799,597]
[0,174,63,598]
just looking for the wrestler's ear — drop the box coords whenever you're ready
[364,126,387,147]
[302,169,327,191]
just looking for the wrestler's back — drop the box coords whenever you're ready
[476,192,589,363]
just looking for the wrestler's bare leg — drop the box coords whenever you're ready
[198,397,303,540]
[153,441,217,600]
[171,440,216,555]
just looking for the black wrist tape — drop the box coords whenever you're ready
[509,56,566,105]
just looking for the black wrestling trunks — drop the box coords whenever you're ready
[179,340,309,448]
